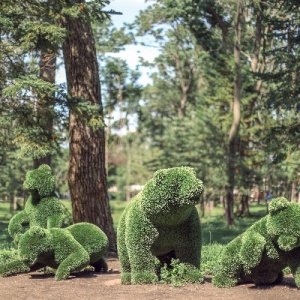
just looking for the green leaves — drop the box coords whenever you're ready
[268,197,289,215]
[3,75,58,98]
[160,259,204,287]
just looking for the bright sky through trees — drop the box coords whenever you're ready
[106,0,159,84]
[56,0,158,85]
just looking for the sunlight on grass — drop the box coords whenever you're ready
[201,202,268,245]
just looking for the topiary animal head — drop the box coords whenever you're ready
[267,197,300,251]
[141,167,203,224]
[23,164,55,198]
[18,226,53,265]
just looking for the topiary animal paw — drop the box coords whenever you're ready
[121,272,132,284]
[183,267,204,284]
[212,274,238,288]
[131,271,158,284]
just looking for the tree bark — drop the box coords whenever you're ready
[226,0,243,226]
[33,50,56,169]
[62,7,117,253]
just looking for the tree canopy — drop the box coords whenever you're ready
[0,0,299,227]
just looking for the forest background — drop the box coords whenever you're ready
[0,0,299,250]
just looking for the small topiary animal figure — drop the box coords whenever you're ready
[0,222,108,280]
[8,164,64,243]
[212,197,300,288]
[117,166,204,284]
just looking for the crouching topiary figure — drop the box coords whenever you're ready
[8,164,64,243]
[212,197,300,288]
[0,222,108,280]
[117,166,204,284]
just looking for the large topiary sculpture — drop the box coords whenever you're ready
[8,164,64,243]
[212,197,300,288]
[0,222,108,280]
[117,166,204,285]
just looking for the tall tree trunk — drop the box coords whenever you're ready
[226,0,243,226]
[62,7,117,253]
[33,50,56,169]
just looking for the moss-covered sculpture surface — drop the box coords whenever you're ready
[213,197,300,288]
[117,166,204,284]
[8,164,64,242]
[0,222,108,280]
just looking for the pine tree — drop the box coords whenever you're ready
[61,0,117,252]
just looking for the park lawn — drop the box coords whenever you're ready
[200,202,268,245]
[0,199,268,250]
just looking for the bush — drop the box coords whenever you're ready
[117,167,204,284]
[160,259,204,287]
[0,248,18,265]
[201,243,224,275]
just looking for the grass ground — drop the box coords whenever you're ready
[200,203,268,245]
[0,202,13,249]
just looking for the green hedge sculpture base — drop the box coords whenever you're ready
[117,167,204,285]
[0,222,108,280]
[213,197,300,288]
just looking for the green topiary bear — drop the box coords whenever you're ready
[8,164,64,243]
[0,222,108,280]
[212,197,300,288]
[117,166,204,285]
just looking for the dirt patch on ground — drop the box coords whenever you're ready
[0,257,299,300]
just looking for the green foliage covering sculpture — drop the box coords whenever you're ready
[0,222,108,280]
[117,166,204,284]
[212,197,300,288]
[8,164,64,243]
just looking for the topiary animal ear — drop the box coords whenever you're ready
[38,164,52,174]
[153,169,168,186]
[29,226,47,237]
[269,197,290,215]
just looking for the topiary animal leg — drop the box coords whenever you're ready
[55,251,90,280]
[251,270,283,285]
[240,231,266,272]
[126,211,159,284]
[212,236,243,288]
[117,207,132,284]
[174,209,201,269]
[92,258,108,273]
[0,259,31,277]
[7,211,29,243]
[293,266,300,288]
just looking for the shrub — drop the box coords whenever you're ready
[0,222,108,280]
[117,167,204,284]
[160,259,204,287]
[201,243,224,275]
[212,197,300,288]
[8,164,65,243]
